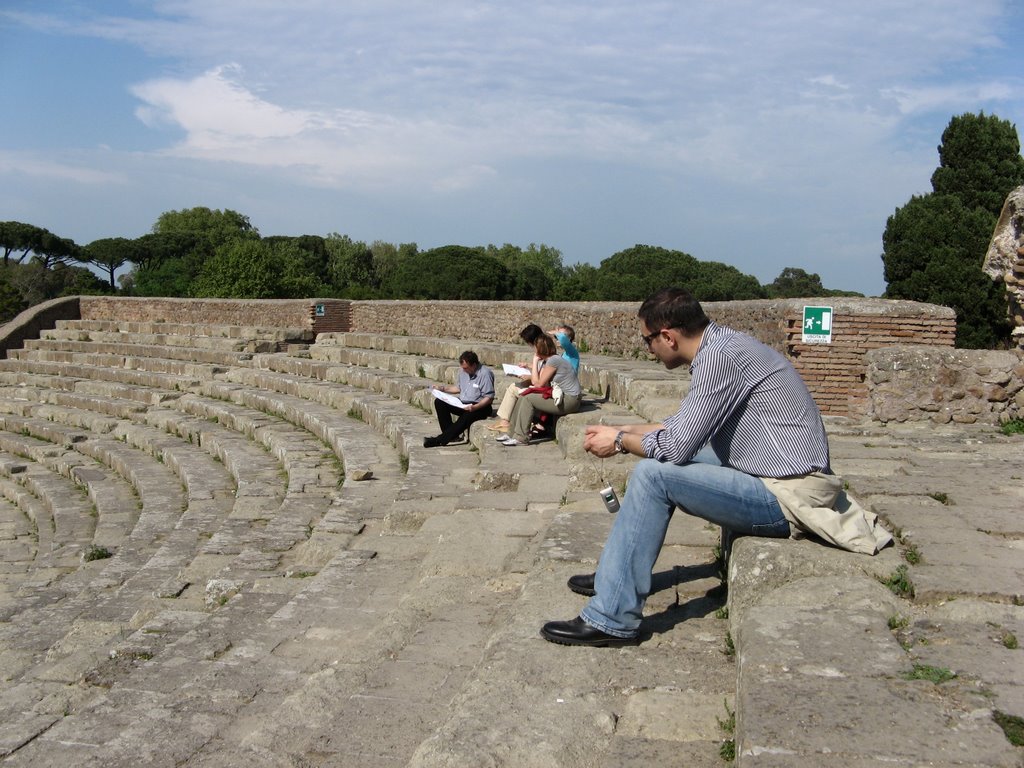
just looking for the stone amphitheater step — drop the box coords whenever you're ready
[4,376,520,761]
[0,430,333,761]
[313,331,690,420]
[22,336,260,367]
[0,428,96,561]
[0,370,186,408]
[10,326,671,478]
[58,317,308,342]
[240,349,648,488]
[0,427,192,719]
[0,332,482,757]
[0,323,735,766]
[50,317,305,352]
[7,347,232,381]
[0,358,206,392]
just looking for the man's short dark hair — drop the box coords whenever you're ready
[638,288,710,336]
[519,324,544,344]
[557,323,575,342]
[459,350,480,366]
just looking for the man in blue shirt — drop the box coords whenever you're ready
[541,287,830,646]
[425,351,495,448]
[550,324,580,372]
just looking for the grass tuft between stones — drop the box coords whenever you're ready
[717,699,735,762]
[902,663,956,684]
[883,564,915,599]
[994,710,1024,746]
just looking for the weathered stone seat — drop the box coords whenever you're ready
[56,317,307,341]
[23,335,262,366]
[2,318,678,765]
[0,357,205,391]
[7,347,232,380]
[314,330,690,420]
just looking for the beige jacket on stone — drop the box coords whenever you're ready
[760,472,892,555]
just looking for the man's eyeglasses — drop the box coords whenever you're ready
[641,329,665,349]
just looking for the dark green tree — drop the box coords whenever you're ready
[31,232,80,270]
[265,235,330,286]
[593,245,765,302]
[4,260,108,306]
[0,221,46,265]
[326,234,375,295]
[131,207,259,296]
[0,268,28,323]
[883,194,1009,348]
[191,239,323,299]
[882,112,1024,348]
[83,237,141,290]
[486,243,564,300]
[593,245,698,301]
[369,240,417,294]
[767,267,826,298]
[385,245,510,299]
[694,260,767,301]
[0,222,79,268]
[931,112,1024,216]
[551,262,599,301]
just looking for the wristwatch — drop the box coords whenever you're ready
[614,430,628,454]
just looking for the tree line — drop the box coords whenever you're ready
[0,210,854,323]
[3,111,1021,348]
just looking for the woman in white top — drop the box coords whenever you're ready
[489,325,547,432]
[499,333,582,446]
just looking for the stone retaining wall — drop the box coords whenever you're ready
[77,296,352,338]
[3,295,958,417]
[864,345,1024,424]
[349,298,956,415]
[0,296,80,357]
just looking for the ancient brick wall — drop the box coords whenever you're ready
[78,296,352,339]
[348,298,956,416]
[781,300,957,417]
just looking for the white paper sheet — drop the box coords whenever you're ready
[431,388,468,409]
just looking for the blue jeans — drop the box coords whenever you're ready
[580,450,790,638]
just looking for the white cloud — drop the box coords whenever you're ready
[809,75,850,90]
[131,64,317,143]
[3,0,1022,296]
[881,81,1018,115]
[0,151,126,185]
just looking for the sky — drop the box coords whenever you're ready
[1,1,1023,297]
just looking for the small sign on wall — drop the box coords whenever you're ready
[802,306,833,344]
[315,303,326,317]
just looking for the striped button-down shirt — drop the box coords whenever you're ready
[640,322,831,478]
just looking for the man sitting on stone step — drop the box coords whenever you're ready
[424,350,495,448]
[541,287,890,647]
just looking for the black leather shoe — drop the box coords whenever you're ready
[423,436,442,448]
[567,572,596,596]
[540,617,637,647]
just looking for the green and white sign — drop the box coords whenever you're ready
[802,306,833,344]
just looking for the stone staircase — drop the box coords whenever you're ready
[0,319,735,767]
